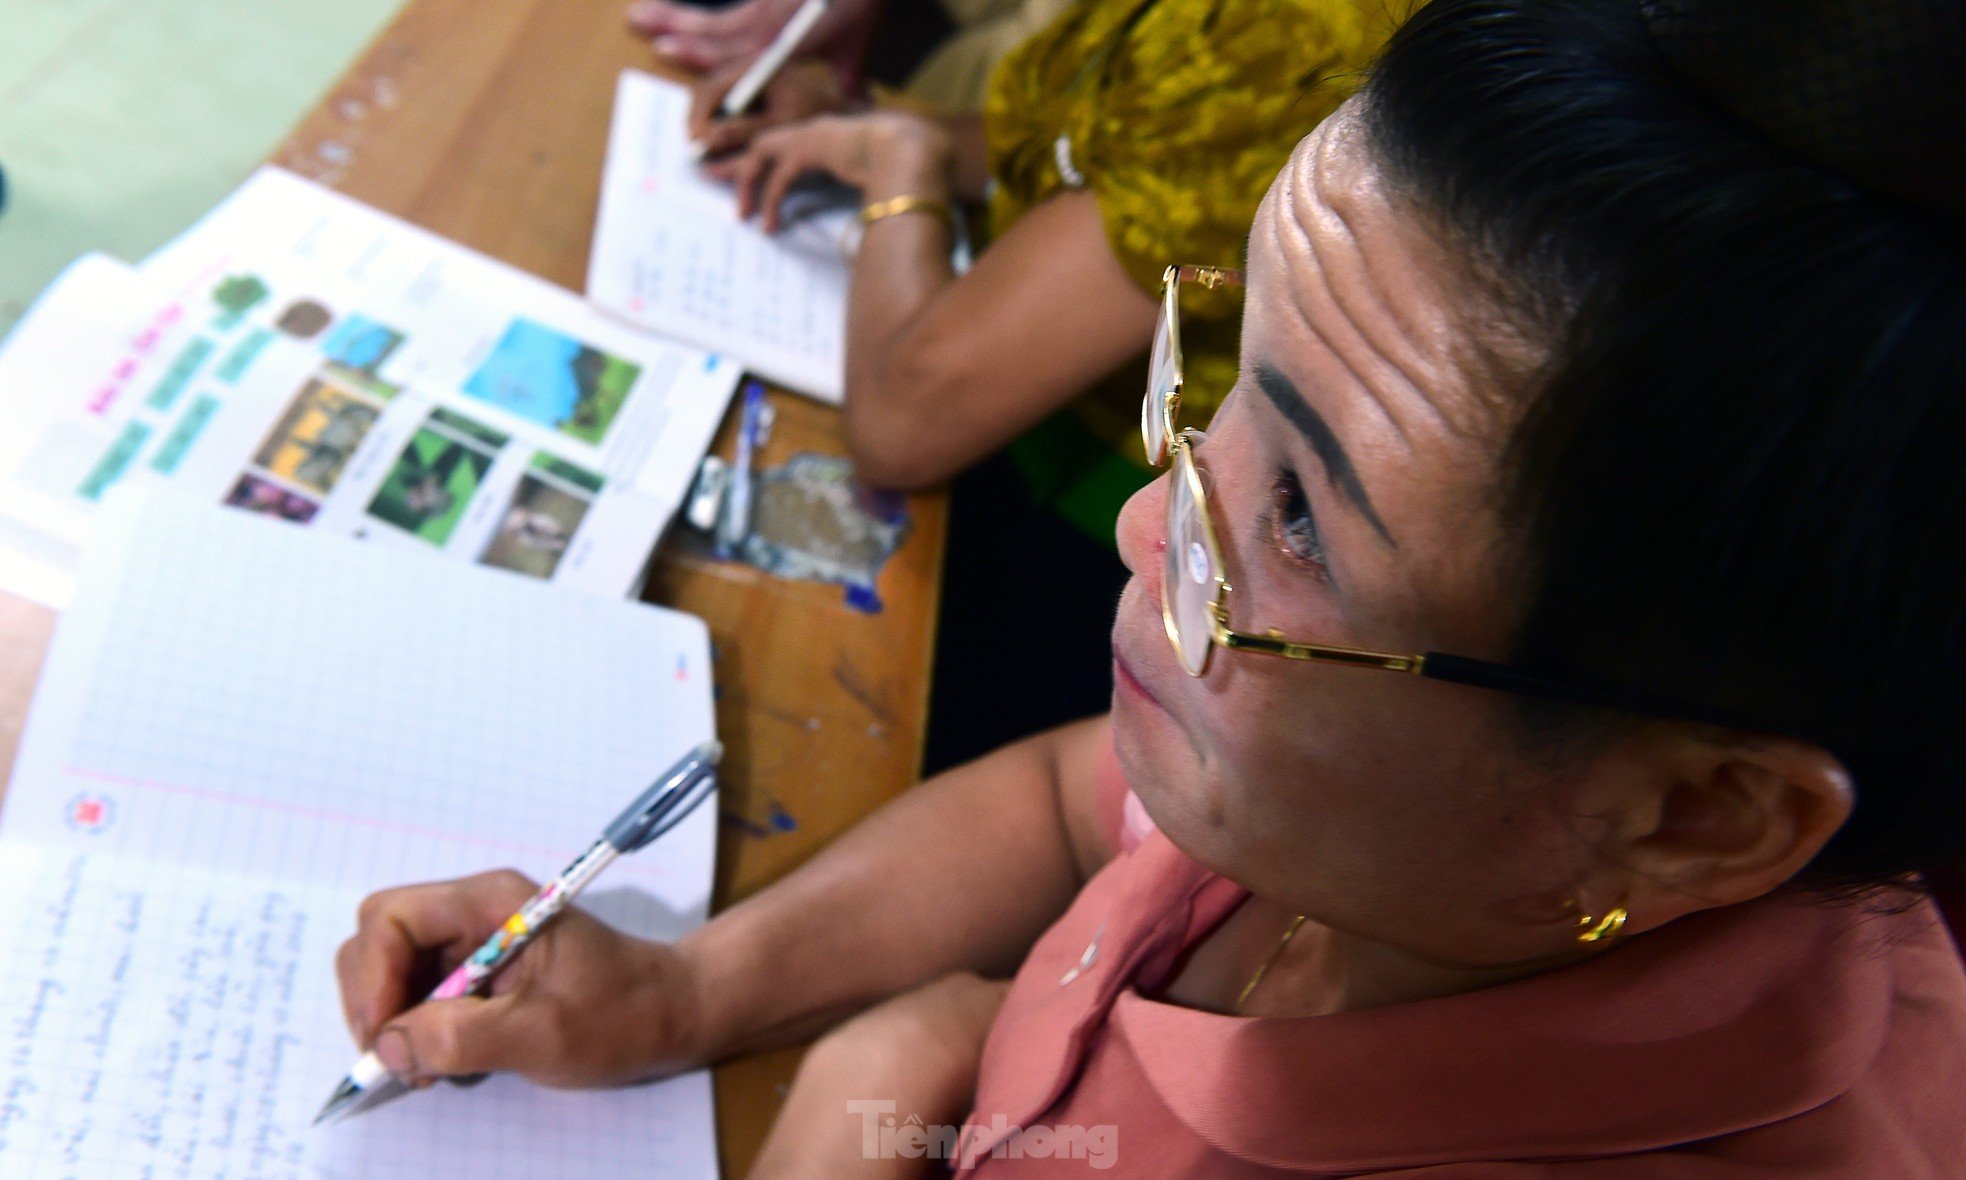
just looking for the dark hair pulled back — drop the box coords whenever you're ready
[1362,0,1966,888]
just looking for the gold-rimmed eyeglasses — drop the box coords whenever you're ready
[1142,262,1758,730]
[1147,264,1430,679]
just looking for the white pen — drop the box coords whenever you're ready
[719,0,830,118]
[312,741,722,1125]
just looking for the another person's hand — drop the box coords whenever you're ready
[746,973,1009,1180]
[689,58,856,159]
[334,869,706,1089]
[704,111,954,233]
[627,0,877,74]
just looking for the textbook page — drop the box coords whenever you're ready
[0,495,720,1177]
[0,169,742,606]
[0,254,154,607]
[587,70,856,404]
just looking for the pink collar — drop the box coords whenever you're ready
[1114,840,1943,1170]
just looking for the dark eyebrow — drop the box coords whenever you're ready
[1254,362,1396,546]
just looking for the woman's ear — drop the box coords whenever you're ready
[1577,729,1854,929]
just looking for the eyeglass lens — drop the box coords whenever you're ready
[1143,284,1179,464]
[1162,439,1219,676]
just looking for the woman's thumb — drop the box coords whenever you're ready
[372,994,528,1082]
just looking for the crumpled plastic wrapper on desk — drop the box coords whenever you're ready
[738,453,909,611]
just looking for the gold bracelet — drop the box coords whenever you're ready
[859,194,952,227]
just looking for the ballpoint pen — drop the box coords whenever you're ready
[718,0,830,119]
[313,740,722,1125]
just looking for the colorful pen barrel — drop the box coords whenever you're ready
[429,837,620,1000]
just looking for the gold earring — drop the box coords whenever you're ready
[1575,905,1629,945]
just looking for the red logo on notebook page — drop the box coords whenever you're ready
[65,792,114,834]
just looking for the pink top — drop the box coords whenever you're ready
[957,740,1966,1176]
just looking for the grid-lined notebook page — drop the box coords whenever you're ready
[0,494,720,1176]
[4,492,716,910]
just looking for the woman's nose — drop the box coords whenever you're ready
[1115,471,1171,592]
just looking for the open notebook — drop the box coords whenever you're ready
[0,495,720,1177]
[587,71,861,405]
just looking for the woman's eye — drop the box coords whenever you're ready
[1268,471,1328,571]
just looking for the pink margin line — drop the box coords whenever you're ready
[66,765,575,863]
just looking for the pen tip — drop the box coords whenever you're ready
[313,1078,360,1126]
[702,739,723,763]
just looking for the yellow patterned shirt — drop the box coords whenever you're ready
[982,0,1403,541]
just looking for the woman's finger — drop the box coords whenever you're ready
[333,870,538,1047]
[627,0,746,40]
[335,932,408,1045]
[699,114,769,158]
[731,149,777,221]
[687,63,748,139]
[655,34,745,71]
[699,141,767,185]
[758,150,823,234]
[370,991,541,1082]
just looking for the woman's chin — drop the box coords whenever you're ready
[1111,706,1212,848]
[1110,668,1180,786]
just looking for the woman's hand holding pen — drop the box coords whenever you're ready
[689,58,857,159]
[703,110,954,233]
[334,869,707,1089]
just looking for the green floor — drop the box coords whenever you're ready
[0,0,405,337]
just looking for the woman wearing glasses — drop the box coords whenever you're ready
[336,1,1966,1174]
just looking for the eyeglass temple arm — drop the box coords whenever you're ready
[1171,265,1244,289]
[1212,610,1674,710]
[1208,593,1768,734]
[1219,613,1763,729]
[1215,628,1425,674]
[1420,652,1764,732]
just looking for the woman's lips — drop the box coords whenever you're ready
[1113,651,1169,715]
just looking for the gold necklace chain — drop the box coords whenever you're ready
[1234,913,1308,1012]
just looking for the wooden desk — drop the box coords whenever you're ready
[0,0,946,1173]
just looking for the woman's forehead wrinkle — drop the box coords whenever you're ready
[1263,162,1412,455]
[1275,167,1418,454]
[1300,146,1444,444]
[1289,116,1488,446]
